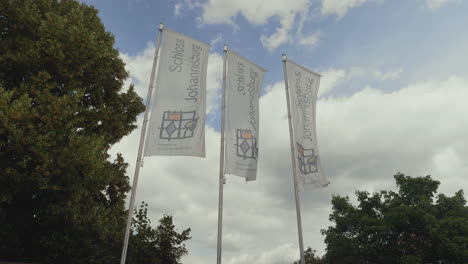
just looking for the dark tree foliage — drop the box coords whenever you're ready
[293,247,325,264]
[321,173,468,264]
[128,202,191,264]
[0,1,190,263]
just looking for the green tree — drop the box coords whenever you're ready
[127,202,191,264]
[293,247,325,264]
[0,0,162,263]
[321,173,468,264]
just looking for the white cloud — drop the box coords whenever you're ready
[120,42,156,97]
[201,0,308,25]
[346,66,402,81]
[171,0,376,50]
[426,0,452,9]
[206,53,223,115]
[210,33,223,47]
[260,13,296,51]
[317,75,468,195]
[295,9,321,48]
[372,68,402,80]
[298,31,320,47]
[319,68,347,96]
[174,3,182,16]
[173,0,202,17]
[318,66,402,96]
[116,46,468,263]
[201,0,309,50]
[184,0,201,10]
[321,0,370,18]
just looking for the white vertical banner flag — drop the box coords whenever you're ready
[285,60,329,187]
[224,51,266,181]
[144,28,210,157]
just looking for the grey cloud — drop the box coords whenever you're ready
[113,44,468,263]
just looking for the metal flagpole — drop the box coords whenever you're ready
[120,23,164,264]
[282,54,306,264]
[216,44,228,264]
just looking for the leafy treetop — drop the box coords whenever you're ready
[321,173,468,264]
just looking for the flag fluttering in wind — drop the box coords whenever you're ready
[144,28,210,157]
[121,25,210,264]
[216,46,266,264]
[282,55,328,264]
[223,50,266,181]
[284,59,329,187]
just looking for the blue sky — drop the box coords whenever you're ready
[83,0,468,94]
[81,0,468,263]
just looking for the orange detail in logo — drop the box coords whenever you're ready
[241,132,253,138]
[298,146,304,154]
[168,113,181,120]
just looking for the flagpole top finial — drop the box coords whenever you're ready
[282,54,287,61]
[223,44,228,52]
[159,23,164,30]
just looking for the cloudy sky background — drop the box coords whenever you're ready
[81,0,468,263]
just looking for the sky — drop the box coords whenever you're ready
[80,0,468,263]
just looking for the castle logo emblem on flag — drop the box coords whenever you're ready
[159,111,198,141]
[296,143,318,174]
[235,129,257,160]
